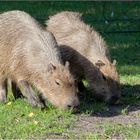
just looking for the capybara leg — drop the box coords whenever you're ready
[12,81,23,99]
[18,80,44,108]
[0,79,7,103]
[78,80,85,92]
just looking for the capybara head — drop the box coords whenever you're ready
[90,60,121,104]
[46,61,79,109]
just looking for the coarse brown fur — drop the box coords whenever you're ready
[0,10,79,109]
[46,11,121,104]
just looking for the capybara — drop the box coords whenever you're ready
[46,11,121,104]
[0,10,79,109]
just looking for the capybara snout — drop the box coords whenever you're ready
[92,74,121,104]
[57,93,79,109]
[108,87,121,105]
[93,92,120,105]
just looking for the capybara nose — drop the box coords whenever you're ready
[109,95,120,105]
[67,103,79,109]
[67,105,73,108]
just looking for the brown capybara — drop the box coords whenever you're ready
[46,11,121,104]
[0,10,79,109]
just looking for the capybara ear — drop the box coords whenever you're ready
[113,59,117,66]
[95,60,105,68]
[64,61,70,70]
[47,63,56,73]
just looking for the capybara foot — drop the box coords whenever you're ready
[27,96,45,108]
[0,91,7,103]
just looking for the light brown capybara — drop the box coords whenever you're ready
[0,10,79,109]
[46,11,121,104]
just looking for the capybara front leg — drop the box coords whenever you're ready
[12,81,23,99]
[0,79,7,103]
[18,80,44,108]
[77,80,86,92]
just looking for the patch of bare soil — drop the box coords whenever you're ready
[43,105,140,139]
[71,105,140,139]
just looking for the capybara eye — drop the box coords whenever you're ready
[55,80,60,85]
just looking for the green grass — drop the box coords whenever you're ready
[0,1,140,139]
[73,123,140,140]
[0,97,75,139]
[98,123,140,139]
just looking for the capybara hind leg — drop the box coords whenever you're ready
[0,79,7,103]
[18,80,44,108]
[12,81,23,99]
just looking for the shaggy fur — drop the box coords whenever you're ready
[47,11,121,104]
[0,10,79,109]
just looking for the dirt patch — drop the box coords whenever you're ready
[43,105,140,139]
[71,105,140,139]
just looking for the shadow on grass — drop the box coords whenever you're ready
[77,84,140,117]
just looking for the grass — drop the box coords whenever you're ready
[74,123,140,140]
[0,98,75,139]
[0,1,140,139]
[98,123,140,139]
